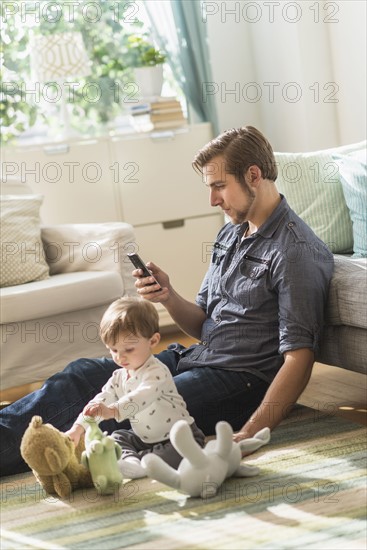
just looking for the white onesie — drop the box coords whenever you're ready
[76,355,194,443]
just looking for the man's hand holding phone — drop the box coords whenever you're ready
[127,253,170,302]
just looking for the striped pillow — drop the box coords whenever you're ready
[332,150,367,258]
[274,141,366,253]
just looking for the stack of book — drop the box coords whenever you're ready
[129,96,187,132]
[149,97,187,130]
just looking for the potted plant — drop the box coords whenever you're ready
[127,34,167,98]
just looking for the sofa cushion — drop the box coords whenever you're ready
[332,150,367,258]
[274,141,366,254]
[0,271,124,324]
[0,195,50,287]
[41,223,136,276]
[326,256,367,329]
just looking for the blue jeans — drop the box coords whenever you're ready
[0,346,268,476]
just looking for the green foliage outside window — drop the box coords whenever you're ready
[0,0,167,142]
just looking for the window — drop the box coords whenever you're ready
[1,0,183,142]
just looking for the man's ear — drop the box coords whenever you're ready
[245,165,262,187]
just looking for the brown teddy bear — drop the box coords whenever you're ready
[20,416,93,498]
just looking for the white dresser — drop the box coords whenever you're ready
[2,123,223,326]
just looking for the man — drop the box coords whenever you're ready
[0,126,334,476]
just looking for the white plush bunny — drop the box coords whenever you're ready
[142,420,270,498]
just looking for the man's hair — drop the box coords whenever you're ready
[100,296,159,345]
[192,126,278,184]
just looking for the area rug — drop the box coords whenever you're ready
[1,406,366,550]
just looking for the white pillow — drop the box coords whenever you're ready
[0,195,50,287]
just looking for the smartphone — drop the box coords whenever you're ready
[127,253,162,291]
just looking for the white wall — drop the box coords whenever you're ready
[205,0,366,151]
[328,0,367,145]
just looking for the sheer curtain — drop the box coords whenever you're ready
[144,0,219,134]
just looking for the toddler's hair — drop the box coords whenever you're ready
[100,296,159,345]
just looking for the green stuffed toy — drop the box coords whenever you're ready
[81,416,123,495]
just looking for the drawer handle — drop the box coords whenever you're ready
[162,219,185,229]
[43,144,70,155]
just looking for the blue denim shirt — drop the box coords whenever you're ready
[178,196,334,382]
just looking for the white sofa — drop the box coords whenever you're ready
[0,182,137,391]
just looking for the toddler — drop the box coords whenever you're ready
[66,296,204,478]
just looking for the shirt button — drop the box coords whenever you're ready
[247,382,251,388]
[202,341,207,346]
[288,222,294,227]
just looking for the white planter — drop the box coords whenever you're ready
[134,65,164,98]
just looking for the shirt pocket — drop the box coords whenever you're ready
[238,258,269,307]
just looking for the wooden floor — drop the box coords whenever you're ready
[1,329,366,427]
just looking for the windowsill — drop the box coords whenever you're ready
[5,124,193,148]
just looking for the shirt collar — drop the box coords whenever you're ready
[235,194,289,240]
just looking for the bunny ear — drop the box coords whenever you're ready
[44,447,63,474]
[171,421,208,468]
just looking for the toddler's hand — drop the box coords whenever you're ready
[65,424,84,447]
[83,402,101,418]
[83,402,116,421]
